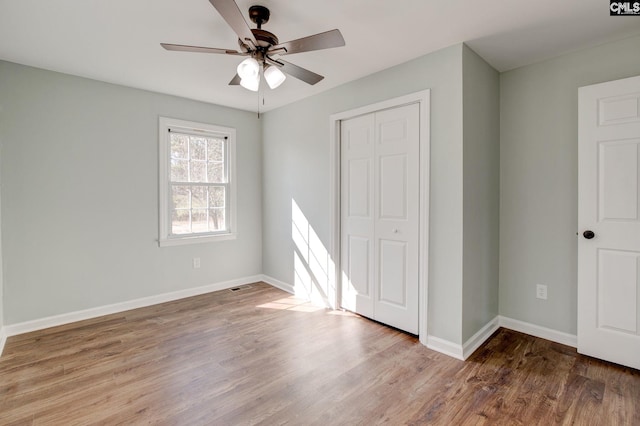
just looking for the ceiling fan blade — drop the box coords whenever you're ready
[161,43,245,55]
[269,59,324,85]
[229,74,241,85]
[270,29,345,55]
[209,0,257,45]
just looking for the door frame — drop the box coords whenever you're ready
[329,90,430,345]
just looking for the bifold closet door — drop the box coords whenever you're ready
[340,103,420,334]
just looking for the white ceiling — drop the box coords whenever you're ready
[1,0,639,112]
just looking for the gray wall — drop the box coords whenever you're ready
[0,61,263,324]
[500,34,640,334]
[6,30,635,341]
[462,46,500,342]
[262,44,466,343]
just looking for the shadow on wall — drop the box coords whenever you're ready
[291,199,336,307]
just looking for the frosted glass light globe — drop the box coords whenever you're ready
[264,65,286,89]
[237,57,259,80]
[240,74,259,91]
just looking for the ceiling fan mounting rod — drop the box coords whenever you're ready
[248,5,270,29]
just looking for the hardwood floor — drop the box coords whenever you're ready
[1,282,638,425]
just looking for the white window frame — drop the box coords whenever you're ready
[158,117,237,247]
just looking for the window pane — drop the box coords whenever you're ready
[190,137,206,161]
[208,186,225,208]
[170,134,188,159]
[171,159,188,181]
[209,208,225,231]
[207,138,224,162]
[190,161,206,182]
[191,186,207,209]
[192,209,208,233]
[207,162,225,183]
[171,209,191,234]
[161,119,234,243]
[171,185,190,209]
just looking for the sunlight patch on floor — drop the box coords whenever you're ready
[327,310,359,317]
[257,297,324,312]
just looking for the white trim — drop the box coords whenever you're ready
[328,109,341,310]
[330,91,431,121]
[4,275,263,337]
[426,336,464,360]
[159,232,237,247]
[499,316,577,348]
[462,317,500,359]
[425,317,500,361]
[158,117,237,247]
[261,275,295,295]
[0,327,7,356]
[418,93,431,347]
[329,90,431,343]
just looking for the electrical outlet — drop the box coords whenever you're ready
[536,284,547,300]
[193,257,201,269]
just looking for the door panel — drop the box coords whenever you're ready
[374,104,420,334]
[379,154,408,219]
[578,75,640,370]
[348,236,371,297]
[379,239,407,306]
[340,114,375,317]
[348,159,371,217]
[597,249,638,334]
[379,118,407,142]
[598,140,639,221]
[598,93,640,126]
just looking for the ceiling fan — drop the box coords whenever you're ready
[161,0,346,92]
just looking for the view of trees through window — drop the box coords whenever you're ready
[169,132,227,235]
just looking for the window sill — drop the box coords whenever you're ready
[158,232,237,247]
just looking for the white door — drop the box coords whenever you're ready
[341,103,420,334]
[578,75,640,370]
[340,113,375,319]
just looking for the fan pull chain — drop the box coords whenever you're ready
[257,66,263,118]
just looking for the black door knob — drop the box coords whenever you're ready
[583,230,595,239]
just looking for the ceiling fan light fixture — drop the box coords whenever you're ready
[237,57,260,80]
[264,65,286,89]
[240,74,260,92]
[162,2,346,96]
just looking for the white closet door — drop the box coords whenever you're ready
[341,113,375,319]
[341,103,420,334]
[373,104,420,334]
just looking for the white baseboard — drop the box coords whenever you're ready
[462,316,500,359]
[499,316,577,348]
[4,275,264,337]
[426,316,500,361]
[0,276,578,361]
[0,327,7,357]
[426,335,464,360]
[261,275,295,295]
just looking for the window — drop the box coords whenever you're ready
[159,117,236,246]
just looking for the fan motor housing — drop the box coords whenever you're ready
[251,29,278,47]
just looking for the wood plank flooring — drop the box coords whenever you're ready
[1,282,639,425]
